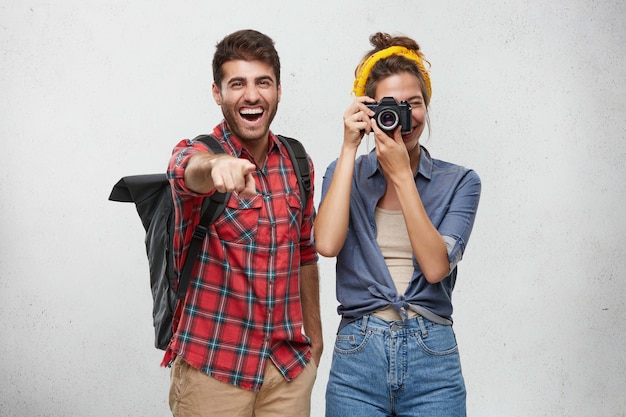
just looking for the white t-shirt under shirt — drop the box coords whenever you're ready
[372,207,419,322]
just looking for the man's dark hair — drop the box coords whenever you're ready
[212,29,281,87]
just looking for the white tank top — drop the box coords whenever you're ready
[372,207,418,321]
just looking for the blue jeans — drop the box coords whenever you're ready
[325,315,466,417]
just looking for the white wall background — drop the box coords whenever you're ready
[1,1,625,416]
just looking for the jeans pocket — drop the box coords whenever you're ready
[412,324,459,356]
[333,326,372,354]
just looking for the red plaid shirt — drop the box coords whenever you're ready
[163,122,317,392]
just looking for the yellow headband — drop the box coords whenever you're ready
[352,46,432,98]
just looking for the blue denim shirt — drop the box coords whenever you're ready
[320,146,481,330]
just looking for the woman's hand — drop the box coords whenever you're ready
[316,97,376,257]
[343,96,375,149]
[372,121,412,184]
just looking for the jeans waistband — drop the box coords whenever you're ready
[356,314,430,337]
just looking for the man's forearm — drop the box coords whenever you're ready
[299,263,323,365]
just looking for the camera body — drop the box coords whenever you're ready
[366,97,412,134]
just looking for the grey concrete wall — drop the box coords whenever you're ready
[1,1,624,415]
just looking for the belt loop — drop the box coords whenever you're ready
[417,315,428,338]
[361,315,369,335]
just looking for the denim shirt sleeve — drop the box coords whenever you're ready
[320,158,337,200]
[438,170,481,270]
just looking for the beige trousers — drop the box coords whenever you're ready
[169,356,317,417]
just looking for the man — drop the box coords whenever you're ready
[164,29,322,417]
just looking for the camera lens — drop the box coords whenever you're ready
[377,109,399,131]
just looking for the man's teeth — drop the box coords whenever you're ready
[241,109,263,115]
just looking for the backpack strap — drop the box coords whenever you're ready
[176,135,230,300]
[277,135,311,205]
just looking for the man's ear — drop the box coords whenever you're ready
[212,82,222,105]
[277,83,282,103]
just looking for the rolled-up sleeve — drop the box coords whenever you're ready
[440,170,481,270]
[167,138,217,198]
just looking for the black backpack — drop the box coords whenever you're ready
[109,134,311,350]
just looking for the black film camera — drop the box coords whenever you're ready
[366,97,412,134]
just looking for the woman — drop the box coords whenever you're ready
[316,32,481,417]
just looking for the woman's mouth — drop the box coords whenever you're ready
[402,129,415,141]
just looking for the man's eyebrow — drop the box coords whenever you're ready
[226,75,275,84]
[256,75,275,83]
[226,76,245,84]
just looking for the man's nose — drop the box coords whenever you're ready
[243,84,260,101]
